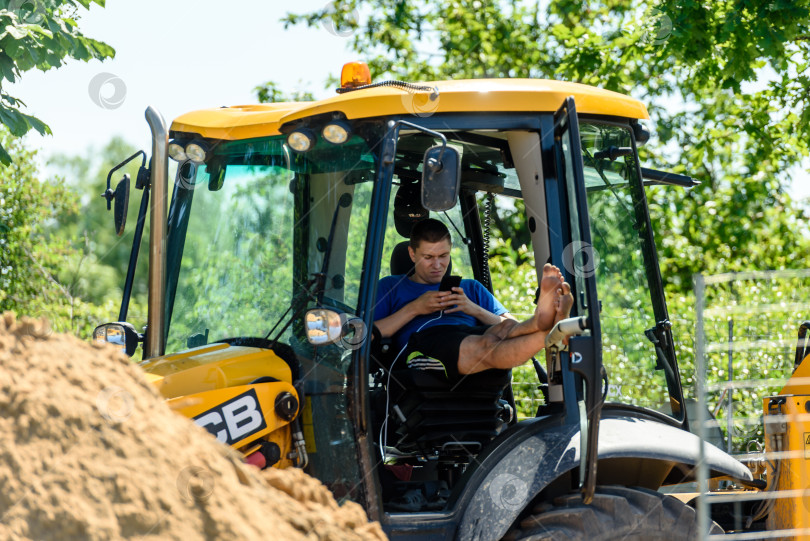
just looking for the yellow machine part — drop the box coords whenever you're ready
[171,102,307,140]
[141,343,298,469]
[167,382,298,469]
[171,78,649,141]
[779,353,810,396]
[141,343,292,397]
[763,394,810,539]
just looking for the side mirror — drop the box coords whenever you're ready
[93,322,141,356]
[304,309,343,345]
[102,150,147,236]
[113,174,130,236]
[633,122,650,145]
[421,145,460,212]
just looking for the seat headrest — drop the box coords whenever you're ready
[393,183,428,237]
[390,242,415,276]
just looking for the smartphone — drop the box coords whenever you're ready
[439,275,462,292]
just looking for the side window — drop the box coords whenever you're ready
[436,209,474,278]
[482,192,541,418]
[482,193,535,318]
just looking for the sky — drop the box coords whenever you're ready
[9,0,355,170]
[8,0,810,201]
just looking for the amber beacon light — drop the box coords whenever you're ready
[340,62,372,89]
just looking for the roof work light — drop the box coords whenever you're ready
[168,141,188,162]
[185,142,209,164]
[322,121,351,144]
[287,129,316,152]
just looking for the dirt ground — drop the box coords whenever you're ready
[0,313,386,541]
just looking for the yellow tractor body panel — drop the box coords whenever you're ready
[169,79,648,140]
[140,344,297,468]
[780,353,810,395]
[281,79,649,124]
[167,382,298,468]
[764,395,810,538]
[170,102,308,139]
[141,343,292,397]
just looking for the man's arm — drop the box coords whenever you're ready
[441,286,513,325]
[375,290,449,338]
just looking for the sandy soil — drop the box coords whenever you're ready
[0,312,386,541]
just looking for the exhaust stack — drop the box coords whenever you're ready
[144,106,168,359]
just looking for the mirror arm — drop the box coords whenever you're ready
[102,150,147,210]
[118,183,150,322]
[384,119,448,167]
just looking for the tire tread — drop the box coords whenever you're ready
[506,485,723,541]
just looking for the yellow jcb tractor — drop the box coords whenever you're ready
[752,322,810,538]
[94,62,756,539]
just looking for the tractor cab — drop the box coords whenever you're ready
[95,66,753,539]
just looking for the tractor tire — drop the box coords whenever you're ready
[503,485,723,540]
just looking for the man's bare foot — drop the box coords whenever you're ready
[534,263,564,332]
[553,282,574,324]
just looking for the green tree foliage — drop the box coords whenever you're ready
[0,129,116,337]
[254,80,314,103]
[0,130,148,339]
[0,0,114,164]
[284,1,810,430]
[0,130,75,307]
[283,0,810,288]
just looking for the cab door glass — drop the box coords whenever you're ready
[578,121,676,415]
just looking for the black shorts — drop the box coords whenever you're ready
[405,324,491,381]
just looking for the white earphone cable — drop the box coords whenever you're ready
[379,310,445,462]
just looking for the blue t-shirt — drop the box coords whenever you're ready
[374,275,508,350]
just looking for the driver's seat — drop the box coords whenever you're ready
[371,186,513,476]
[381,367,513,458]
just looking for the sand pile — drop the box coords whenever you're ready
[0,313,386,541]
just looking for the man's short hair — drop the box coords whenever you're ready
[409,218,451,249]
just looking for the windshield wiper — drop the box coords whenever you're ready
[263,279,318,342]
[644,320,679,392]
[640,167,700,188]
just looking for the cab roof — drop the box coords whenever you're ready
[171,78,649,140]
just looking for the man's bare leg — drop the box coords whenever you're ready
[481,263,565,342]
[458,282,573,375]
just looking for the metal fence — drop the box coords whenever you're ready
[694,269,810,540]
[508,269,810,538]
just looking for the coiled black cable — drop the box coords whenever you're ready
[336,80,438,95]
[481,192,494,289]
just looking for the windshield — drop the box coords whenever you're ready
[575,121,679,416]
[165,135,375,350]
[164,132,379,501]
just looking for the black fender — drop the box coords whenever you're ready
[454,412,752,541]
